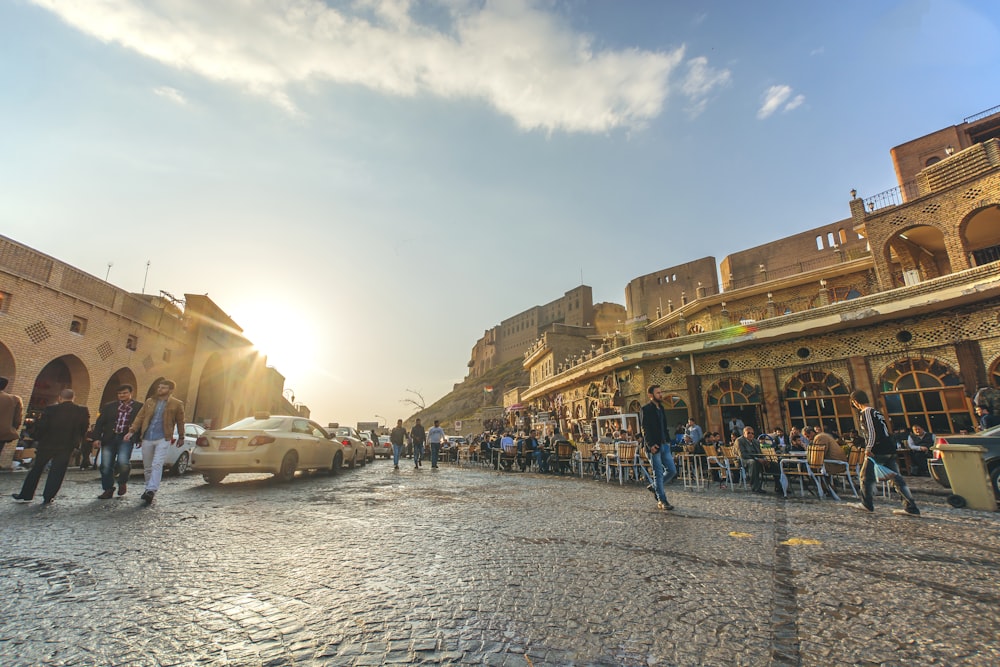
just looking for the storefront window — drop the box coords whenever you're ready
[879,358,973,434]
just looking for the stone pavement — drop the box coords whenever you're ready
[1,462,998,666]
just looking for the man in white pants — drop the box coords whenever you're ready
[125,379,185,505]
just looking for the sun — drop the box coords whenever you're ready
[228,303,323,384]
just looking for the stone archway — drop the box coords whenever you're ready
[100,367,138,406]
[29,354,90,414]
[884,224,950,287]
[960,205,1000,266]
[193,353,226,429]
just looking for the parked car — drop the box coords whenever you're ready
[358,430,378,463]
[129,423,205,475]
[190,414,350,484]
[372,433,392,458]
[328,425,369,467]
[928,424,1000,498]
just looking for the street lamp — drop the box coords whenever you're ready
[375,414,386,427]
[283,388,295,403]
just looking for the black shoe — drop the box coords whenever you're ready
[646,484,657,497]
[11,494,30,502]
[41,497,54,504]
[98,489,114,500]
[140,490,154,505]
[753,488,767,494]
[432,465,439,469]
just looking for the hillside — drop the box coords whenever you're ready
[405,358,529,435]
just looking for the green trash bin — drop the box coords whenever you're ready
[934,443,997,512]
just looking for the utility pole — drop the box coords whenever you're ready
[142,260,151,294]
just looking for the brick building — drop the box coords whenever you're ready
[0,235,302,437]
[521,106,1000,441]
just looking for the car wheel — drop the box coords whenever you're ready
[990,464,1000,499]
[329,451,343,475]
[202,472,227,485]
[171,451,190,476]
[276,451,298,482]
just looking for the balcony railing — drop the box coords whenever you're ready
[964,104,1000,124]
[863,179,921,212]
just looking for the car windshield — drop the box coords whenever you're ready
[223,417,288,431]
[333,428,352,437]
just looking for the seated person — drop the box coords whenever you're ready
[788,433,805,452]
[906,424,933,475]
[736,426,777,493]
[976,404,1000,430]
[811,429,847,475]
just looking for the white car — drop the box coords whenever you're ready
[129,423,206,475]
[191,414,353,484]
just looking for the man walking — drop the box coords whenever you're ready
[92,384,143,499]
[849,390,920,517]
[0,376,23,467]
[125,379,185,505]
[427,419,446,469]
[640,385,677,511]
[410,418,426,468]
[389,419,406,470]
[12,389,89,504]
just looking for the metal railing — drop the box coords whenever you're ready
[964,104,1000,124]
[863,179,921,213]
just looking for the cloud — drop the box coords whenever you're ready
[679,54,731,116]
[756,84,804,119]
[153,85,186,105]
[29,0,730,134]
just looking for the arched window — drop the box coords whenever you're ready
[991,357,1000,389]
[783,370,853,434]
[707,378,761,405]
[879,358,973,434]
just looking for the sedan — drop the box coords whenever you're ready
[129,423,205,475]
[929,424,1000,498]
[328,425,369,467]
[190,414,350,484]
[375,435,393,458]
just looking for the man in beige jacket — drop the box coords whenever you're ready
[0,376,24,467]
[125,378,185,505]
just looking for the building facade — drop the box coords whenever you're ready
[0,235,302,437]
[520,106,1000,441]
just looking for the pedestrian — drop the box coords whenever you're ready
[976,404,1000,430]
[639,385,677,511]
[410,418,426,468]
[12,388,89,504]
[389,419,406,470]
[0,376,23,467]
[427,419,446,469]
[124,379,185,506]
[92,384,143,499]
[848,390,920,517]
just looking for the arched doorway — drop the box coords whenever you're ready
[884,225,950,286]
[706,377,762,441]
[783,370,853,434]
[29,355,90,414]
[193,353,226,429]
[100,367,138,406]
[962,205,1000,266]
[0,341,15,383]
[659,393,688,436]
[879,357,973,434]
[990,357,1000,388]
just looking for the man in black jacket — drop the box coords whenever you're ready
[12,389,89,504]
[92,384,143,499]
[849,390,919,516]
[640,385,678,511]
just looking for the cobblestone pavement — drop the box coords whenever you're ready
[1,461,998,666]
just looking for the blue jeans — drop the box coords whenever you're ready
[860,453,917,512]
[650,446,677,503]
[534,449,549,472]
[413,444,424,466]
[430,442,440,467]
[392,444,403,467]
[100,435,133,491]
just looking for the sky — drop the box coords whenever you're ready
[2,0,999,428]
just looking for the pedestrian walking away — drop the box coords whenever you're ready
[125,379,185,506]
[12,389,89,504]
[389,419,407,470]
[848,390,920,517]
[640,385,677,511]
[410,418,426,468]
[427,419,446,468]
[92,384,143,499]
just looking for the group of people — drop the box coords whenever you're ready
[6,378,186,506]
[388,417,448,470]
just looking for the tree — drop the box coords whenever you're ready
[400,388,426,411]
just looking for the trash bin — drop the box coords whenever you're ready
[934,443,997,512]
